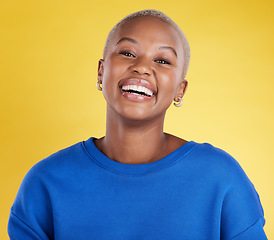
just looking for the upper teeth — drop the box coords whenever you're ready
[122,85,153,97]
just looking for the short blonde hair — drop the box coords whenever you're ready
[103,9,190,78]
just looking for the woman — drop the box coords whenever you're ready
[8,9,267,239]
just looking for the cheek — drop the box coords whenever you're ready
[102,60,127,102]
[158,71,180,94]
[103,59,127,85]
[103,62,116,81]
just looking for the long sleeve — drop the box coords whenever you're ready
[229,218,267,240]
[8,161,54,240]
[217,147,267,240]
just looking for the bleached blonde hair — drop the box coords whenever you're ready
[103,9,190,78]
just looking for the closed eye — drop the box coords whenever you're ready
[119,51,135,58]
[155,59,171,65]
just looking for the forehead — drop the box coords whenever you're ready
[113,16,183,50]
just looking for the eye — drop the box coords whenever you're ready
[155,59,171,65]
[119,51,135,58]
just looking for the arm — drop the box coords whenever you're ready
[229,218,267,240]
[8,162,53,240]
[219,155,267,240]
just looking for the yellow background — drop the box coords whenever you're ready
[1,0,273,238]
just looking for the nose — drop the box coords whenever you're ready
[131,57,152,76]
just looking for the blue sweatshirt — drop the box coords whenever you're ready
[8,138,267,239]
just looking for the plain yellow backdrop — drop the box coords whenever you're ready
[1,0,273,238]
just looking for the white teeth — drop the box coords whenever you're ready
[122,85,153,97]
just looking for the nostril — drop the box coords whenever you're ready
[133,69,151,76]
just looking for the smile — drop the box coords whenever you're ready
[119,78,157,102]
[121,85,154,97]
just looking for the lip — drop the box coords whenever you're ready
[119,78,157,94]
[119,78,157,102]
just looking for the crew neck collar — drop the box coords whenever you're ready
[82,137,197,176]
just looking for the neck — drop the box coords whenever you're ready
[95,106,170,164]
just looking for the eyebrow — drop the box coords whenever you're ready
[116,37,177,58]
[116,37,137,45]
[159,46,177,58]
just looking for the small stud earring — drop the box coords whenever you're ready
[96,80,102,91]
[174,97,183,107]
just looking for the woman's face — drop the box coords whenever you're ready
[98,16,187,121]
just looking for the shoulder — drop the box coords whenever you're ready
[182,141,262,200]
[191,141,235,162]
[167,134,239,171]
[187,141,244,177]
[191,143,265,239]
[30,140,88,173]
[9,141,88,239]
[17,139,93,192]
[11,139,92,215]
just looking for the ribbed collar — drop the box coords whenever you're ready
[82,137,198,176]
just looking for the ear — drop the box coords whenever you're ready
[98,59,104,81]
[174,79,188,102]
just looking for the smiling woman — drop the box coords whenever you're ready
[98,15,187,126]
[8,9,267,240]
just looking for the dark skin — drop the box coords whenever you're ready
[95,16,188,164]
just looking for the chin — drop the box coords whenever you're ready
[106,98,169,123]
[119,106,153,121]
